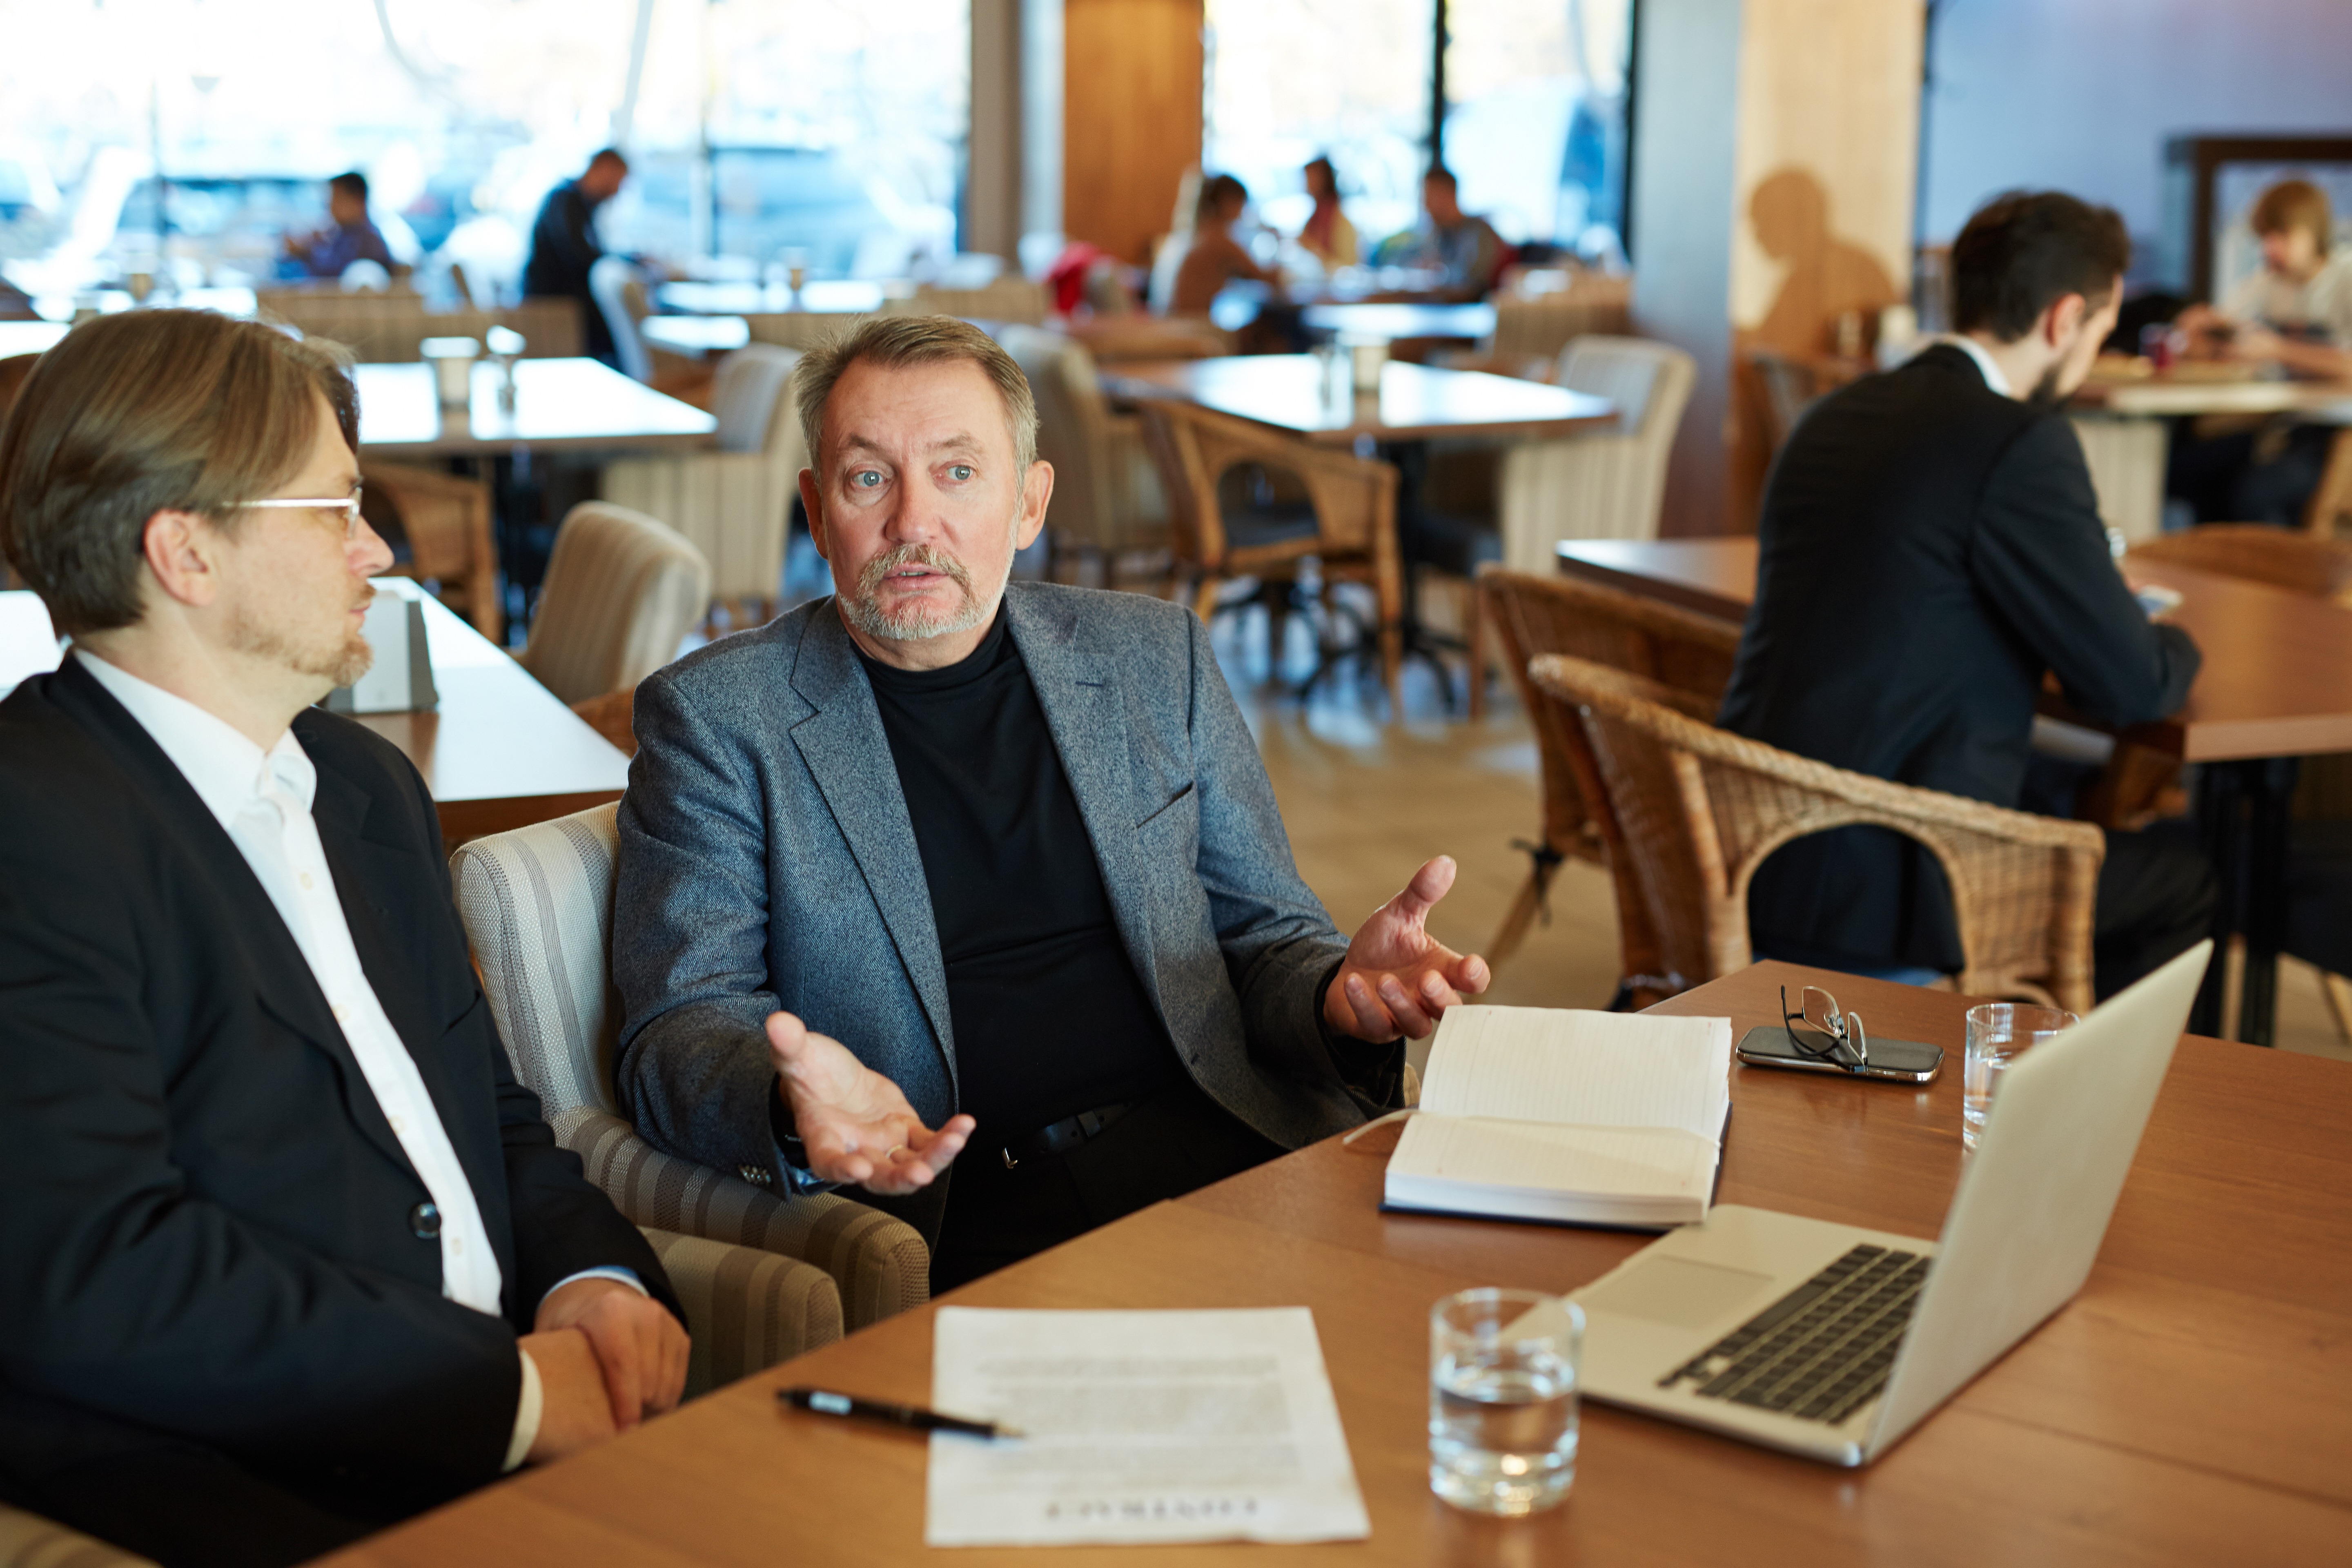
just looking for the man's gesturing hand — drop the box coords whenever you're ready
[1323,855,1490,1041]
[768,1010,974,1195]
[535,1276,688,1432]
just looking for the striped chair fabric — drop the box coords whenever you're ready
[601,345,805,617]
[1496,336,1697,571]
[517,502,711,706]
[450,804,931,1332]
[0,1506,154,1568]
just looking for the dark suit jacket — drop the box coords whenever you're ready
[0,659,677,1519]
[1716,344,2201,971]
[521,180,613,361]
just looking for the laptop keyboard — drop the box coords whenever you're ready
[1655,1243,1929,1426]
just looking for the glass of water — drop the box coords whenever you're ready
[1429,1288,1583,1516]
[1962,1003,2076,1151]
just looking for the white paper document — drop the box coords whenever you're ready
[924,1307,1372,1548]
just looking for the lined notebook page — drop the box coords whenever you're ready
[1417,1007,1731,1140]
[1390,1117,1717,1200]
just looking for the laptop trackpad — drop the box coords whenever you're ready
[1584,1257,1776,1330]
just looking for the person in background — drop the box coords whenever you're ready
[523,148,630,365]
[0,310,688,1566]
[1170,173,1281,316]
[1718,190,2211,1002]
[2169,178,2352,527]
[280,171,394,281]
[1401,167,1504,301]
[1296,156,1357,270]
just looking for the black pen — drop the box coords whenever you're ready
[779,1385,1023,1439]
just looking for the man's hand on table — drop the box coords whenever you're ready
[768,1010,975,1194]
[519,1327,617,1463]
[536,1276,689,1431]
[1323,855,1490,1041]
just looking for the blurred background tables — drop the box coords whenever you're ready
[639,314,751,359]
[354,357,716,460]
[654,278,891,316]
[1104,354,1615,445]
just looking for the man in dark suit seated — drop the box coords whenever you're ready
[0,310,690,1568]
[1719,190,2212,1000]
[613,316,1489,1292]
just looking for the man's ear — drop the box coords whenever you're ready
[140,508,225,610]
[2044,292,2088,350]
[1015,459,1054,551]
[797,468,830,562]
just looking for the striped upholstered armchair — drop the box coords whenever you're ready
[450,804,930,1337]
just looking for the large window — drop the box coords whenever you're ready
[1200,0,1633,269]
[0,0,967,302]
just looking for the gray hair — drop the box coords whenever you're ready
[793,314,1039,477]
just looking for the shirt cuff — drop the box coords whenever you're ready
[505,1347,543,1472]
[541,1267,647,1309]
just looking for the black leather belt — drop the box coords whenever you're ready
[1001,1100,1138,1169]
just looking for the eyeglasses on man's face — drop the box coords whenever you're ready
[233,487,365,538]
[1780,984,1869,1072]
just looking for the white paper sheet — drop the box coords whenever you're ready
[924,1307,1372,1547]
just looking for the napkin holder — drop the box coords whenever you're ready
[326,579,439,715]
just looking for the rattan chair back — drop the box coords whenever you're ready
[1530,653,2103,1012]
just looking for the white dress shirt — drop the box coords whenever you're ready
[1932,332,2016,399]
[76,651,639,1469]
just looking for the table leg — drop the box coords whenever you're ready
[1381,439,1463,712]
[2189,756,2299,1045]
[2190,763,2245,1039]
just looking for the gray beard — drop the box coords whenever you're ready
[839,541,1007,644]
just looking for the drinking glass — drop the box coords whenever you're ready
[1429,1288,1582,1516]
[1962,1003,2076,1150]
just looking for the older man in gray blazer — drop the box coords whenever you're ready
[614,316,1487,1288]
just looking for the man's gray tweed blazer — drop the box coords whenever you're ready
[611,581,1379,1236]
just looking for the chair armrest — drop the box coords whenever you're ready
[556,1108,929,1330]
[635,1227,842,1395]
[0,1501,159,1566]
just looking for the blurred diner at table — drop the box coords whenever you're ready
[277,171,396,283]
[1169,173,1281,317]
[1296,155,1359,271]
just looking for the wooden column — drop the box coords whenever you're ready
[1062,0,1204,266]
[1631,0,1923,536]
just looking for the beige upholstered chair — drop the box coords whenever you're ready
[364,461,501,640]
[891,276,1049,325]
[451,804,930,1331]
[746,311,873,352]
[1488,276,1634,362]
[601,345,804,628]
[1479,569,1743,989]
[254,291,581,362]
[517,503,711,706]
[1530,654,2104,1014]
[589,256,655,382]
[995,324,1168,582]
[1140,397,1404,710]
[1497,336,1697,572]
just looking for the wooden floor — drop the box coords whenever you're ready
[1208,604,2352,1069]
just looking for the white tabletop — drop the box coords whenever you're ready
[641,315,752,356]
[354,357,718,458]
[0,321,69,358]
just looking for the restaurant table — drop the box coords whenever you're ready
[1553,535,2352,1043]
[353,357,717,461]
[655,278,892,316]
[1300,301,1497,345]
[0,319,69,357]
[0,588,628,843]
[1103,354,1615,446]
[639,314,751,358]
[2074,370,2352,421]
[315,960,2352,1568]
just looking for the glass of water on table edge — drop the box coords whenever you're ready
[1963,1003,2077,1152]
[1430,1288,1584,1516]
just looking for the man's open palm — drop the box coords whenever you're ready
[767,1011,974,1194]
[1323,855,1490,1041]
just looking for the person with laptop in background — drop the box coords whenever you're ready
[1718,189,2212,1002]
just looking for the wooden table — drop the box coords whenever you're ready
[655,279,891,316]
[1554,536,2352,1041]
[2075,371,2352,422]
[354,358,717,460]
[1104,355,1616,445]
[320,961,2352,1567]
[0,589,628,842]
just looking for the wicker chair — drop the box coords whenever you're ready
[451,804,931,1332]
[364,461,501,640]
[1530,653,2105,1014]
[1479,569,1744,988]
[2131,521,2352,605]
[1139,397,1404,709]
[2306,428,2352,537]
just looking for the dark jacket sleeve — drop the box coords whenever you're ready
[527,185,603,297]
[0,773,520,1493]
[1970,414,2201,727]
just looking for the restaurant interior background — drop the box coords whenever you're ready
[3,0,2350,1060]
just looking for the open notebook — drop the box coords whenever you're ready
[1381,1006,1734,1229]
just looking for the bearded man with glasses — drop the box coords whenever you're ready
[0,310,689,1566]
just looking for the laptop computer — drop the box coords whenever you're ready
[1570,940,2212,1466]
